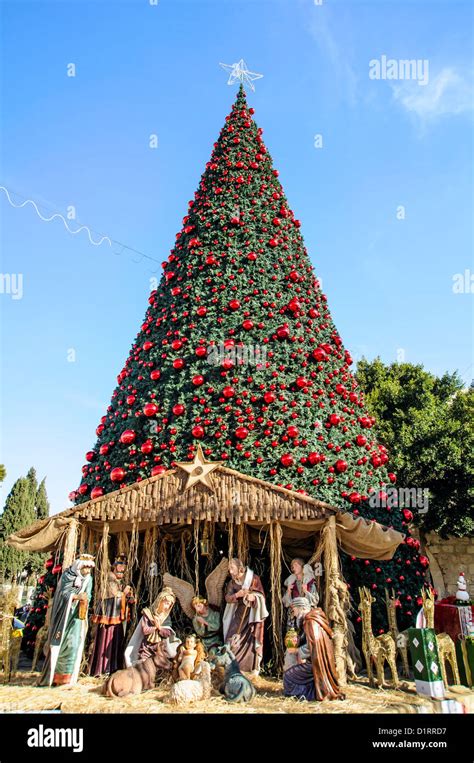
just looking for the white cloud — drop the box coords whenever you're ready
[391,67,474,125]
[306,8,358,106]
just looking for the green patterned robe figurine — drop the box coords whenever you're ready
[39,555,95,687]
[163,558,228,655]
[193,604,222,653]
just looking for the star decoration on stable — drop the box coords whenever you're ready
[219,59,263,91]
[174,446,223,492]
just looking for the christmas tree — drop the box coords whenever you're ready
[73,86,426,632]
[22,556,62,657]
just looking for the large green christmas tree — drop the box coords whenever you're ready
[73,86,427,631]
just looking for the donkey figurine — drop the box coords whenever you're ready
[211,644,256,703]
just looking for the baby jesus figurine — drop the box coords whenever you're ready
[175,635,205,680]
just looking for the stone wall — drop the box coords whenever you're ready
[421,531,474,598]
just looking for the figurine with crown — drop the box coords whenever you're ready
[39,553,95,687]
[89,553,135,676]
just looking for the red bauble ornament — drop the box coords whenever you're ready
[91,486,104,500]
[335,459,348,473]
[173,403,185,416]
[85,451,95,462]
[120,429,136,444]
[355,435,367,446]
[192,425,205,438]
[402,508,414,522]
[78,484,89,495]
[195,346,207,358]
[242,319,254,330]
[419,555,430,568]
[143,341,154,351]
[151,465,167,476]
[228,299,241,310]
[126,395,136,405]
[150,370,161,381]
[280,453,293,467]
[276,324,290,340]
[143,403,158,417]
[312,347,328,362]
[141,440,154,454]
[111,467,126,482]
[192,375,204,386]
[222,386,235,398]
[235,426,249,440]
[263,392,275,404]
[173,358,185,370]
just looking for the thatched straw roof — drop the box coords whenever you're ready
[7,466,404,561]
[11,465,337,538]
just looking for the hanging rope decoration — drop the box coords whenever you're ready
[193,520,200,594]
[94,522,110,610]
[117,531,130,559]
[270,522,284,673]
[236,523,249,567]
[180,529,194,584]
[144,527,160,603]
[203,522,217,576]
[59,519,80,570]
[128,522,140,574]
[78,523,88,556]
[227,520,234,562]
[158,533,172,578]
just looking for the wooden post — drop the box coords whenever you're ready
[270,521,284,673]
[324,514,348,687]
[62,518,80,570]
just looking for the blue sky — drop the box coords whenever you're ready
[0,0,472,514]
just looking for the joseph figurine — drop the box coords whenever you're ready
[223,558,268,675]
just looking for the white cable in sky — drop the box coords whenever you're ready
[0,185,161,269]
[0,185,113,247]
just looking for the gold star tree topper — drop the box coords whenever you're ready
[174,445,223,492]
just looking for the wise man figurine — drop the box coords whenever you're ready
[283,597,345,702]
[88,554,134,676]
[39,554,95,687]
[223,557,268,676]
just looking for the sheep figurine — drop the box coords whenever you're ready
[167,660,212,705]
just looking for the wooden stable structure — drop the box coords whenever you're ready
[7,454,404,685]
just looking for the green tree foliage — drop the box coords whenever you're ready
[0,475,36,580]
[0,465,6,483]
[356,359,473,538]
[0,468,50,580]
[35,478,50,520]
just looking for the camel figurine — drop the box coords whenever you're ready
[385,588,410,677]
[421,588,460,687]
[358,587,399,688]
